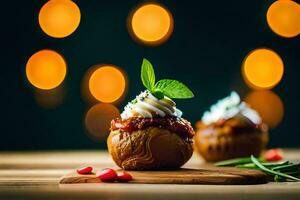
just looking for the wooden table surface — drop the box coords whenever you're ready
[0,149,300,200]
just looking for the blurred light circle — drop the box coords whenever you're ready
[85,103,120,141]
[88,65,126,103]
[34,85,65,109]
[245,90,284,128]
[267,0,300,38]
[242,48,284,89]
[129,3,173,45]
[39,0,81,38]
[26,49,67,90]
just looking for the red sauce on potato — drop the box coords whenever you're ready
[111,117,194,139]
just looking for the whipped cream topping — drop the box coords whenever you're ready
[121,90,182,120]
[201,91,262,125]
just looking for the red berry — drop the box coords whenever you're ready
[96,168,117,182]
[77,166,93,175]
[117,171,133,182]
[264,149,283,161]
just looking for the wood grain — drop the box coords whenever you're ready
[0,150,300,200]
[60,167,268,185]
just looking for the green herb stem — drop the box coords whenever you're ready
[251,155,300,181]
[215,157,264,166]
[285,171,300,177]
[272,163,300,172]
[236,161,289,169]
[274,175,285,182]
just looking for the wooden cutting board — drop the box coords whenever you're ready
[59,167,268,185]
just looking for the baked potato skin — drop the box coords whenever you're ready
[194,118,268,162]
[107,127,193,170]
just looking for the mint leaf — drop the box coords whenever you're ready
[152,89,164,99]
[141,58,155,92]
[139,58,195,99]
[131,99,137,104]
[155,79,194,99]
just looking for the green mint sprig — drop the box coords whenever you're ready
[141,58,194,99]
[141,58,156,92]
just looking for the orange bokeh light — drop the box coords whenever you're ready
[129,3,174,45]
[39,0,81,38]
[26,50,67,90]
[267,0,300,38]
[85,103,120,141]
[242,48,284,89]
[88,65,126,103]
[34,85,66,109]
[245,90,284,128]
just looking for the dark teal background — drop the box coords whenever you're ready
[1,0,299,150]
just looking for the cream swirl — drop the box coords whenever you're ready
[121,90,182,120]
[202,91,262,125]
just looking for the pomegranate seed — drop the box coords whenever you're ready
[117,171,133,182]
[96,168,117,182]
[264,149,283,161]
[77,166,93,175]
